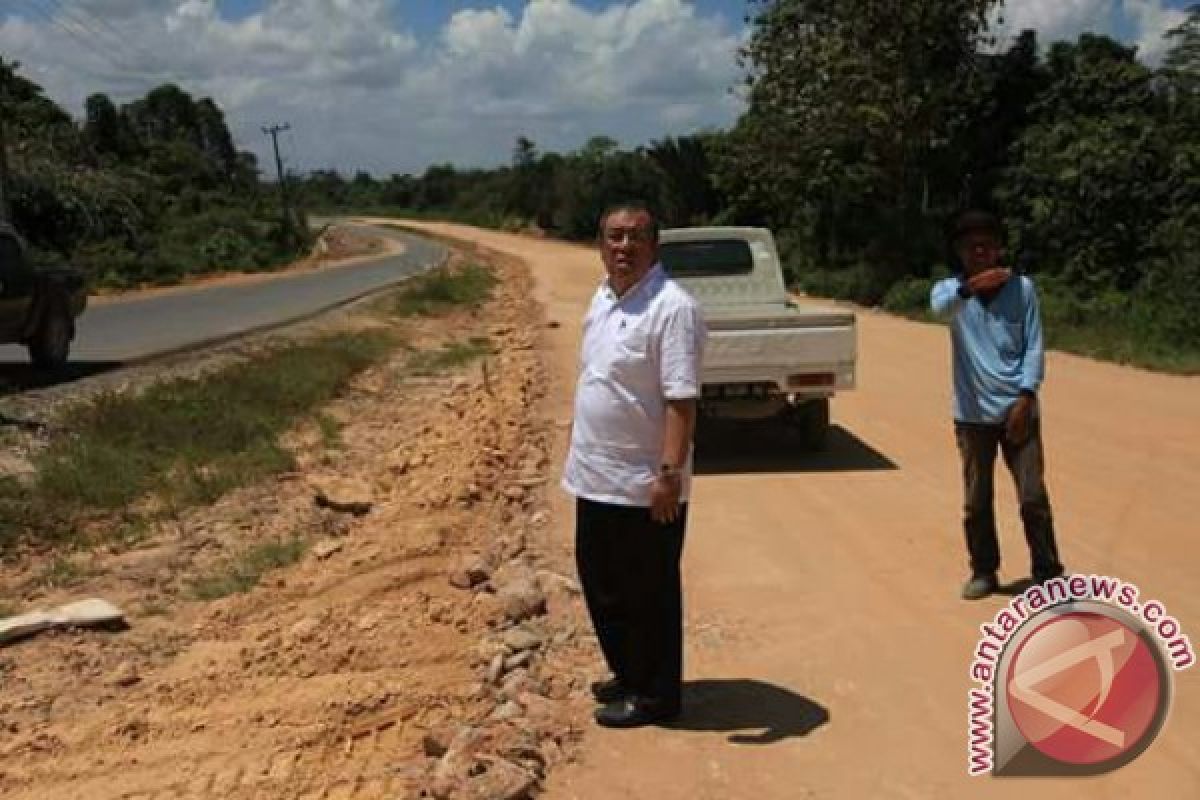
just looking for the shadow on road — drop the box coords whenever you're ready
[0,361,125,396]
[665,679,830,744]
[996,577,1036,596]
[695,423,897,475]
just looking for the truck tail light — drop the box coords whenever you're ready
[787,372,834,388]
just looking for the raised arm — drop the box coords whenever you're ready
[931,276,969,317]
[1019,279,1045,395]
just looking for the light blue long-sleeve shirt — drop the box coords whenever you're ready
[930,274,1045,424]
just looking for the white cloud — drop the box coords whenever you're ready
[990,0,1119,48]
[1125,0,1189,63]
[0,0,744,176]
[988,0,1189,63]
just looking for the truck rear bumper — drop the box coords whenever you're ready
[701,363,856,396]
[699,368,850,420]
[701,323,856,395]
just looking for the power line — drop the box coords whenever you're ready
[18,0,142,77]
[41,0,161,71]
[22,0,110,60]
[285,124,304,177]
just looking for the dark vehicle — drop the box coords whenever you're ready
[0,222,87,368]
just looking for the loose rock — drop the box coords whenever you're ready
[489,700,523,722]
[108,662,140,688]
[501,626,543,654]
[487,653,505,685]
[312,539,344,560]
[496,578,546,624]
[311,476,373,516]
[469,755,536,800]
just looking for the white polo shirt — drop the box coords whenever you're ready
[562,263,706,507]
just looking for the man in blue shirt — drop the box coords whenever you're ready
[930,210,1064,600]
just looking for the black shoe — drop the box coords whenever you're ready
[590,677,627,704]
[1033,566,1065,585]
[594,696,681,729]
[962,572,999,600]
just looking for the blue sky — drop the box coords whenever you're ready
[215,0,747,30]
[1,1,1195,176]
[211,0,1197,36]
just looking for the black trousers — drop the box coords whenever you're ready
[575,497,687,707]
[955,420,1063,581]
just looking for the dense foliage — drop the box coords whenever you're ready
[295,131,726,240]
[1,60,307,288]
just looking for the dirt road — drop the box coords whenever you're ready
[397,221,1200,799]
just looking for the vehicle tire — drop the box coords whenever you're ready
[788,398,829,451]
[29,301,72,369]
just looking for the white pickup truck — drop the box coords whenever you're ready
[658,227,856,448]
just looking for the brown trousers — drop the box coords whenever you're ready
[954,420,1063,581]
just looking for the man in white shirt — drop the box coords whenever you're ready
[562,204,706,728]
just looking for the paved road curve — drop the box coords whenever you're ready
[0,223,445,365]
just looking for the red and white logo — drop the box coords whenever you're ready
[967,579,1193,777]
[1005,610,1164,767]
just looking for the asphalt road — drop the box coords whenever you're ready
[0,223,445,367]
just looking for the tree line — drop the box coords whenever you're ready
[1,59,307,288]
[295,131,725,240]
[297,1,1199,371]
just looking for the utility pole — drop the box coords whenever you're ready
[0,95,10,222]
[262,122,292,234]
[0,113,10,223]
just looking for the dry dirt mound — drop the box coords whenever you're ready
[0,246,598,799]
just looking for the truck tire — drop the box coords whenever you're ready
[787,397,829,451]
[29,301,72,369]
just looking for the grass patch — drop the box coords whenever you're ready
[105,514,159,552]
[0,331,394,554]
[190,535,309,600]
[391,262,497,317]
[315,413,343,450]
[38,555,94,589]
[406,337,492,376]
[37,332,393,512]
[138,601,168,617]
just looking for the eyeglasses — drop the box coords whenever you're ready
[603,227,653,245]
[958,237,999,253]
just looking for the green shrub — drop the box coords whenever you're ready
[796,264,887,305]
[190,536,309,600]
[390,262,497,317]
[882,276,936,313]
[200,227,257,269]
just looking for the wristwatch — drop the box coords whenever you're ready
[659,463,682,481]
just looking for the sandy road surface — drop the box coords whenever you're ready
[397,221,1200,799]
